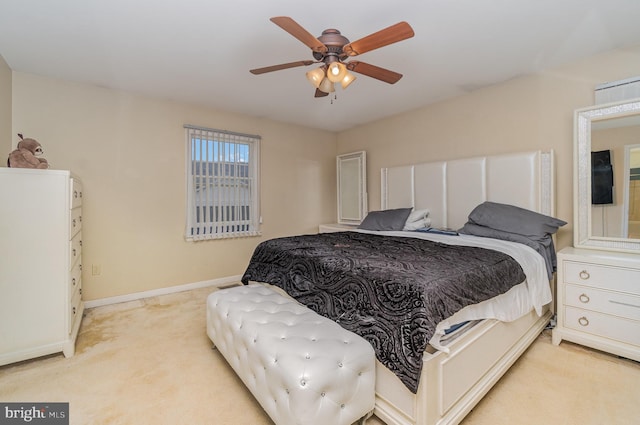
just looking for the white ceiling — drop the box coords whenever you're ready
[1,0,639,132]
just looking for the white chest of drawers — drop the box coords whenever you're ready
[552,247,640,361]
[0,168,84,365]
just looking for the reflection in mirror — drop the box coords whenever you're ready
[624,144,640,238]
[575,99,640,252]
[590,118,640,239]
[337,151,367,225]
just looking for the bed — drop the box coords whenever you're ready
[242,150,558,425]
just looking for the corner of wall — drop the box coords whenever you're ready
[0,54,12,156]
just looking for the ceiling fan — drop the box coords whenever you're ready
[250,17,415,98]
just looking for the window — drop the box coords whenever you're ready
[185,125,260,240]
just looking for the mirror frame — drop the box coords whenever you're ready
[574,98,640,252]
[337,151,367,225]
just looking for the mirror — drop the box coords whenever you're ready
[575,98,640,252]
[337,151,367,225]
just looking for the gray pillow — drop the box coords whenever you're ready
[358,208,413,231]
[466,201,566,239]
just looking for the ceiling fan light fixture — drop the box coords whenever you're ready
[340,72,357,89]
[306,67,325,88]
[326,61,347,83]
[319,77,335,93]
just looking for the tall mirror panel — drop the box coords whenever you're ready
[337,151,367,225]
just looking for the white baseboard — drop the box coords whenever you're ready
[84,275,243,309]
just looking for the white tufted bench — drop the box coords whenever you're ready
[206,283,376,425]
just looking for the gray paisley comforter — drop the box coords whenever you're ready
[241,231,525,393]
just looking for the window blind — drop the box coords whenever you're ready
[185,125,260,240]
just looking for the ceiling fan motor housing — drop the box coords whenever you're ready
[314,29,350,62]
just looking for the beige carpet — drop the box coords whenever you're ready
[1,285,639,425]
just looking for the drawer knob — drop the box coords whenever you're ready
[579,270,590,280]
[72,277,76,286]
[72,307,76,315]
[72,248,76,257]
[579,293,590,303]
[72,219,76,227]
[74,190,78,199]
[578,316,589,327]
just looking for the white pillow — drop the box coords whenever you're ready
[405,209,429,223]
[403,210,431,230]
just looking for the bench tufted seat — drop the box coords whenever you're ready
[206,283,376,425]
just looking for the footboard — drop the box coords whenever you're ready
[374,306,551,425]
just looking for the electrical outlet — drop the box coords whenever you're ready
[92,264,101,276]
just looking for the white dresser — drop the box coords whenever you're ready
[0,168,84,365]
[552,247,640,361]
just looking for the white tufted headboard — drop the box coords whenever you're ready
[381,150,555,230]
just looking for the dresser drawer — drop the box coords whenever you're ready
[70,207,82,237]
[71,277,82,305]
[70,179,83,209]
[564,306,640,347]
[68,289,82,335]
[69,232,82,269]
[69,261,82,294]
[565,284,640,321]
[563,260,640,295]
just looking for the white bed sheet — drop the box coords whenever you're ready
[354,229,552,353]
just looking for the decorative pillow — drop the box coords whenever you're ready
[358,208,413,231]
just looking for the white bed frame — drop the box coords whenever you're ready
[374,150,555,425]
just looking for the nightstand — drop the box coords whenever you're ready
[318,223,359,233]
[552,247,640,361]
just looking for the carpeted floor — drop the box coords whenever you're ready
[1,285,639,425]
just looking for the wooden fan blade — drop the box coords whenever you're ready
[346,61,403,84]
[270,17,328,53]
[343,22,414,56]
[314,88,329,97]
[250,60,315,75]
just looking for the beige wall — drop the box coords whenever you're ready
[9,45,640,301]
[12,73,337,300]
[0,55,11,156]
[337,45,640,251]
